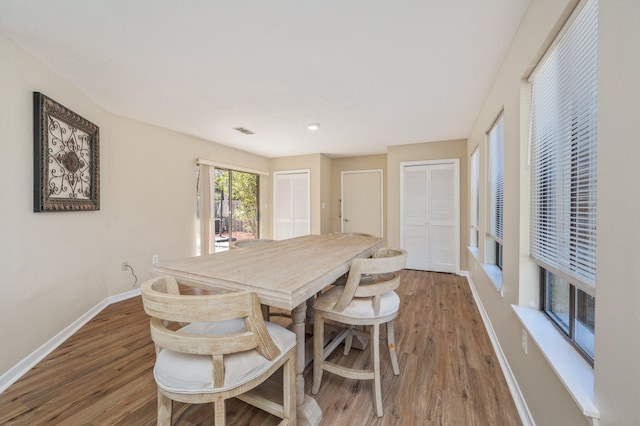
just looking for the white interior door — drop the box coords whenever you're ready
[402,165,430,269]
[401,160,459,273]
[341,170,383,237]
[427,164,457,272]
[273,170,310,240]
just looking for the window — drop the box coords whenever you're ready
[530,0,598,362]
[213,168,259,252]
[197,162,261,254]
[487,114,504,270]
[470,148,480,251]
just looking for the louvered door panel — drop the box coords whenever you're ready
[402,162,458,273]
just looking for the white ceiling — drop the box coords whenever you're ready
[0,0,529,158]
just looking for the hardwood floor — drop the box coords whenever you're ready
[0,271,521,425]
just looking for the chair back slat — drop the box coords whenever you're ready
[333,248,407,313]
[149,318,258,355]
[231,238,274,249]
[141,276,281,363]
[213,355,224,388]
[142,277,253,323]
[353,274,400,298]
[243,291,280,360]
[329,232,375,238]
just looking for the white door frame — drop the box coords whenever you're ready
[273,169,311,239]
[400,159,460,274]
[341,169,384,237]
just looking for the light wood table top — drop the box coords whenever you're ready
[151,234,385,310]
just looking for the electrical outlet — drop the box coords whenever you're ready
[121,261,129,271]
[522,329,528,354]
[152,255,159,264]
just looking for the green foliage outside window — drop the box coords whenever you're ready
[215,170,258,237]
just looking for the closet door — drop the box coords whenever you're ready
[402,165,430,270]
[401,160,459,273]
[273,170,310,240]
[428,164,457,272]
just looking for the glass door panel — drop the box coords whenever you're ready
[213,168,258,252]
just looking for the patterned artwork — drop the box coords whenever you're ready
[33,92,100,211]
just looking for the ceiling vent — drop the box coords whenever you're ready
[234,127,255,135]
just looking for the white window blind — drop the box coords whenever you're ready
[489,115,504,243]
[530,0,598,292]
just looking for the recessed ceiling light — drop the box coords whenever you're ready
[307,123,320,131]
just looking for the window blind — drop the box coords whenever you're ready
[489,115,504,244]
[530,0,598,293]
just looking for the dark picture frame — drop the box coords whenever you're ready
[33,92,100,212]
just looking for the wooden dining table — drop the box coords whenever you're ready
[151,233,385,426]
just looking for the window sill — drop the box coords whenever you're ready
[467,246,479,259]
[511,305,599,421]
[481,263,503,291]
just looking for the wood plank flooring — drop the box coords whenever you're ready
[0,270,521,425]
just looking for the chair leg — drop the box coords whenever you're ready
[214,399,226,426]
[343,325,354,355]
[387,321,400,375]
[157,390,172,426]
[261,304,270,321]
[312,312,325,394]
[371,323,383,417]
[283,350,297,425]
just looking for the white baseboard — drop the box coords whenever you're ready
[0,288,141,393]
[461,271,535,426]
[107,288,141,304]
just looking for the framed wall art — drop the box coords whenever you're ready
[33,92,100,212]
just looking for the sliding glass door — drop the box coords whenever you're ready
[197,165,259,254]
[213,168,259,252]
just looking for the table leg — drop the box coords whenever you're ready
[292,302,322,426]
[305,296,315,335]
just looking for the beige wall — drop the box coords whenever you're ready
[320,154,332,234]
[0,34,110,374]
[466,0,640,424]
[0,34,272,375]
[331,155,387,236]
[387,140,468,271]
[593,0,640,422]
[106,116,270,295]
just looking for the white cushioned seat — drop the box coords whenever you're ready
[314,286,400,319]
[155,319,296,394]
